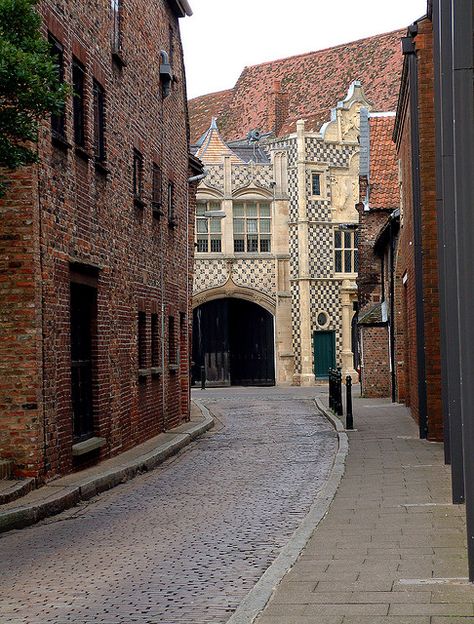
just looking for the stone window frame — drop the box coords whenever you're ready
[334,227,359,275]
[309,168,328,200]
[232,200,272,254]
[195,199,223,254]
[316,310,330,329]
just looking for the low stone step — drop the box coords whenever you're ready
[0,460,13,480]
[0,479,35,505]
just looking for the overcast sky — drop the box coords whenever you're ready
[180,0,427,100]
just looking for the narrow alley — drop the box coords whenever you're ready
[0,389,336,624]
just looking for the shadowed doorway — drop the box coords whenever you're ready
[192,298,275,386]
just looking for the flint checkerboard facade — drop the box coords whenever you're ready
[193,83,369,385]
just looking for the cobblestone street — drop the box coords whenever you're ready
[0,388,337,624]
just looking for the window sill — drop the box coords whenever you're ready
[134,197,146,209]
[75,145,92,162]
[151,366,162,376]
[94,160,109,176]
[168,364,179,372]
[138,368,150,378]
[72,436,106,457]
[51,133,71,151]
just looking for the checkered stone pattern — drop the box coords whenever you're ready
[286,139,297,168]
[289,224,299,278]
[310,280,343,366]
[305,137,356,168]
[308,224,333,278]
[231,164,273,191]
[203,165,224,192]
[193,259,229,295]
[287,167,298,222]
[291,281,301,373]
[232,259,277,298]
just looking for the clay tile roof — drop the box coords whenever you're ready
[369,115,399,209]
[188,29,404,142]
[188,89,233,144]
[194,118,243,165]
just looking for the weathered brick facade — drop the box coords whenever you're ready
[0,0,196,480]
[393,17,443,440]
[357,113,399,399]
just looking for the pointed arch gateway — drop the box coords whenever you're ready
[192,289,276,387]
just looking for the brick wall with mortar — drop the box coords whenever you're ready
[360,325,391,397]
[356,183,393,398]
[394,18,442,440]
[0,0,194,479]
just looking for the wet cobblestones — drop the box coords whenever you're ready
[0,389,336,624]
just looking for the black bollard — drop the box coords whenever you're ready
[346,375,353,430]
[200,365,206,390]
[329,368,333,411]
[336,367,343,416]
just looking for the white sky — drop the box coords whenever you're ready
[181,0,427,100]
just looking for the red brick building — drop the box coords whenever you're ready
[357,112,399,399]
[393,17,442,440]
[0,0,198,481]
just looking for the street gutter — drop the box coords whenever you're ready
[225,398,348,624]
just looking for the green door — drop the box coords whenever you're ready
[313,331,336,378]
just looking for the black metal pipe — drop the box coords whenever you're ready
[435,0,465,504]
[200,365,206,390]
[389,219,397,403]
[404,31,429,439]
[450,0,474,581]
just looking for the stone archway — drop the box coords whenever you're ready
[192,297,275,387]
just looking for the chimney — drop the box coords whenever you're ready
[269,80,289,137]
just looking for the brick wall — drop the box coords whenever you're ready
[394,18,442,440]
[0,0,194,479]
[360,325,391,397]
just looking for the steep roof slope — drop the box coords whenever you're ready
[189,29,404,142]
[369,115,399,209]
[188,89,233,144]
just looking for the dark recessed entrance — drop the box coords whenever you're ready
[192,298,275,387]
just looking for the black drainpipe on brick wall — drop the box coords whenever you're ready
[403,26,429,439]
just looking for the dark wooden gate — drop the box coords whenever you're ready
[192,298,275,386]
[70,282,97,441]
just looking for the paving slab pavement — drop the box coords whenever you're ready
[252,396,474,624]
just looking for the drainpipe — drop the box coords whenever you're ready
[389,216,397,403]
[403,26,429,439]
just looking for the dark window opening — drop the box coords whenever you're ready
[133,149,144,204]
[311,173,321,196]
[49,34,66,140]
[151,313,160,367]
[138,311,147,369]
[72,58,85,147]
[152,163,162,216]
[93,80,106,162]
[71,282,97,442]
[168,316,177,365]
[111,0,122,53]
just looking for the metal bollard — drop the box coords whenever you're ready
[329,368,333,411]
[200,365,206,390]
[346,375,353,430]
[336,367,343,416]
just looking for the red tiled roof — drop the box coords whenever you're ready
[369,115,399,209]
[189,29,404,143]
[188,89,233,143]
